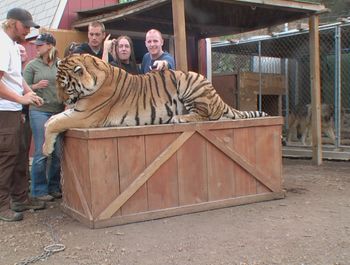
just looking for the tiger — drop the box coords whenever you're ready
[43,54,268,155]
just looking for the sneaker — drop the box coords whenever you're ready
[11,199,46,212]
[49,192,62,199]
[0,209,23,222]
[35,195,54,202]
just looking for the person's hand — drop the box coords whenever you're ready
[150,60,169,71]
[104,34,114,52]
[21,91,44,106]
[33,80,49,90]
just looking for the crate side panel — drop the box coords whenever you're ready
[89,138,120,217]
[62,137,91,215]
[178,133,208,205]
[256,125,282,193]
[145,133,180,210]
[233,127,258,196]
[118,136,148,215]
[207,129,235,200]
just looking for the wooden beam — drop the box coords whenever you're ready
[309,15,322,165]
[225,0,328,13]
[171,0,188,72]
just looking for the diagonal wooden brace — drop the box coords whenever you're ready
[97,130,195,220]
[197,129,279,192]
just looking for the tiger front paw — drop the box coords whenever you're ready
[42,141,54,156]
[170,115,190,123]
[170,115,181,123]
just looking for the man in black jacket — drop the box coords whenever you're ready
[73,21,113,62]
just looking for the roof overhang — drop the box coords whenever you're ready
[72,0,329,39]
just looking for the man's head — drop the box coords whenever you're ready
[88,21,106,51]
[145,29,164,59]
[2,8,39,42]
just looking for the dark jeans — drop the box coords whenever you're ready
[0,111,28,211]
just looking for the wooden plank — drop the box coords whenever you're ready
[64,140,93,221]
[61,138,86,214]
[97,131,194,220]
[206,129,235,200]
[94,192,286,228]
[212,74,238,107]
[171,0,188,72]
[118,136,148,215]
[177,133,208,205]
[233,127,257,196]
[197,130,279,192]
[255,125,282,193]
[146,133,180,210]
[233,0,326,12]
[309,15,322,165]
[65,117,284,139]
[88,138,120,217]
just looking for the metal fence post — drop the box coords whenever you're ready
[258,41,262,112]
[334,25,341,148]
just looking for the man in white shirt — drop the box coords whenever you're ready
[0,8,45,222]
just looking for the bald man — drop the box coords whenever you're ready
[141,29,175,73]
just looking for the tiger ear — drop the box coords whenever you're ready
[73,66,83,75]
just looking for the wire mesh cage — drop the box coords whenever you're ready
[211,23,350,148]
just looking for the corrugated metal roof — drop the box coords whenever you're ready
[0,0,67,39]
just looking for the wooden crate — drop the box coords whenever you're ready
[212,72,286,116]
[212,73,238,107]
[61,117,284,228]
[238,72,286,116]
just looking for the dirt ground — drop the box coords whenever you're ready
[1,158,349,265]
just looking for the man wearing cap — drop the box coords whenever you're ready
[0,8,46,222]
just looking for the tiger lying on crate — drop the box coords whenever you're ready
[42,54,268,155]
[287,103,335,145]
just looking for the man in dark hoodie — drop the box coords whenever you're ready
[73,21,113,62]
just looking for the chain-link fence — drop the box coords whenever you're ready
[211,22,350,149]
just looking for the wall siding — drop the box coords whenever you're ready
[59,0,118,29]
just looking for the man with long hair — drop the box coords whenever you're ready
[0,8,45,222]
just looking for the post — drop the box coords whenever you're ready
[172,0,188,72]
[309,15,322,165]
[334,25,341,148]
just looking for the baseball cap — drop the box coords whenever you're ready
[7,8,40,29]
[34,33,56,46]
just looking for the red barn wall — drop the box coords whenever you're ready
[59,0,118,29]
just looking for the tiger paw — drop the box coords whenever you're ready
[42,141,53,156]
[170,115,189,123]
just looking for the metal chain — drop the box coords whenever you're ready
[15,215,66,265]
[15,244,65,265]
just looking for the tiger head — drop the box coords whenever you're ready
[56,54,110,105]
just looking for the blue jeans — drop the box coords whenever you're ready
[29,110,62,197]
